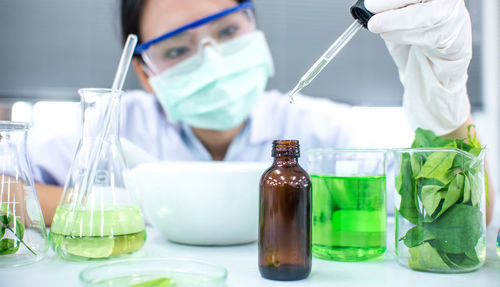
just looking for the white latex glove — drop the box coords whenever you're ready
[364,0,472,136]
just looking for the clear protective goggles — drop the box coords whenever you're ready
[135,1,256,75]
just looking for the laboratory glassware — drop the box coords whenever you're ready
[49,89,146,261]
[0,121,48,267]
[259,140,311,281]
[306,149,386,261]
[497,229,500,260]
[80,258,227,286]
[389,148,486,273]
[288,0,374,103]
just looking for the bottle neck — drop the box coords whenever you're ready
[271,140,300,166]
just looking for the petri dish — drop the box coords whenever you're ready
[80,258,227,286]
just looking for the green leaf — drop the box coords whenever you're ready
[441,249,480,269]
[421,178,446,187]
[425,204,483,254]
[412,128,453,148]
[0,225,4,238]
[397,153,421,224]
[462,175,471,203]
[468,172,482,207]
[467,125,481,148]
[434,174,464,219]
[401,225,435,248]
[0,214,9,225]
[451,152,471,173]
[455,139,473,152]
[464,249,481,263]
[0,204,15,227]
[14,218,25,240]
[466,124,489,206]
[468,147,482,157]
[0,238,20,255]
[421,185,443,216]
[411,153,425,178]
[417,151,456,181]
[408,242,449,271]
[131,278,173,287]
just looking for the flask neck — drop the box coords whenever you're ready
[80,90,121,140]
[0,122,30,177]
[272,140,300,167]
[0,123,29,159]
[0,128,28,145]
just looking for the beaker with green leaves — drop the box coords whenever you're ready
[0,121,48,267]
[390,128,487,273]
[49,89,146,261]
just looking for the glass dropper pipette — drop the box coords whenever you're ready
[288,0,374,103]
[288,20,362,103]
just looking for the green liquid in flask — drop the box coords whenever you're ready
[311,175,386,261]
[50,205,146,260]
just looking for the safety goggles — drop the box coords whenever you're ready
[135,1,256,75]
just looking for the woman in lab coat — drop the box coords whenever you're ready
[31,0,494,225]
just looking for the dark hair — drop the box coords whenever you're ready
[121,0,251,45]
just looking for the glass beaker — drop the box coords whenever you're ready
[497,229,500,260]
[306,149,386,262]
[0,121,48,267]
[389,148,486,273]
[49,89,146,261]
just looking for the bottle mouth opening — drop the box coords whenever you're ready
[273,140,299,146]
[272,140,300,157]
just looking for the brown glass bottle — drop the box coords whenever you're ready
[258,140,311,281]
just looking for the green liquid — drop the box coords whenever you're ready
[497,231,500,259]
[49,205,146,260]
[311,175,386,261]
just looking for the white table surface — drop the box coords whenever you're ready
[2,213,500,287]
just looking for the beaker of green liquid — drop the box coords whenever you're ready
[497,229,500,260]
[390,148,486,273]
[0,121,48,267]
[49,89,146,261]
[306,149,387,262]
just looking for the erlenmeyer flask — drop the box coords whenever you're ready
[49,88,146,261]
[0,121,48,267]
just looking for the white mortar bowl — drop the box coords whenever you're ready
[125,161,269,246]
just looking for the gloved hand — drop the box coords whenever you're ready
[364,0,472,136]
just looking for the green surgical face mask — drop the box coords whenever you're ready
[148,31,274,131]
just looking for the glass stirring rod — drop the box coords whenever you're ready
[288,0,374,103]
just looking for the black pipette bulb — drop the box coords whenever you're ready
[350,0,375,28]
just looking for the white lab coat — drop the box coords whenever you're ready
[28,89,403,212]
[27,89,365,186]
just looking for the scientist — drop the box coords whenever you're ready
[30,0,494,225]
